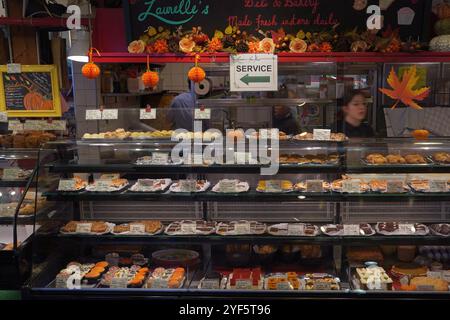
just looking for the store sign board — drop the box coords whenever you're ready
[230,54,277,92]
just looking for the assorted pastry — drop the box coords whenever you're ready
[256,180,294,193]
[409,179,450,192]
[331,178,370,193]
[57,176,88,191]
[264,272,300,290]
[278,154,340,165]
[112,221,163,235]
[169,180,210,193]
[145,267,185,289]
[300,273,341,290]
[212,179,250,193]
[130,130,174,139]
[18,197,47,216]
[355,266,393,290]
[267,223,320,236]
[364,153,428,165]
[164,220,216,235]
[60,220,114,235]
[100,265,149,288]
[135,155,181,165]
[128,179,172,192]
[85,178,129,192]
[369,179,410,193]
[293,132,347,141]
[294,180,331,192]
[429,224,450,237]
[216,220,267,236]
[226,268,263,290]
[432,152,450,164]
[0,168,33,180]
[0,131,56,148]
[321,224,375,236]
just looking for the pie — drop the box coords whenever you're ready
[433,152,450,163]
[404,154,427,164]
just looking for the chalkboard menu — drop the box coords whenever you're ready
[124,0,430,41]
[0,65,61,118]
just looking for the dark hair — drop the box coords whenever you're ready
[343,89,369,106]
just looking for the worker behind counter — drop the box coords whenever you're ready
[272,105,301,135]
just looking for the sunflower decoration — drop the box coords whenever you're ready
[188,54,206,83]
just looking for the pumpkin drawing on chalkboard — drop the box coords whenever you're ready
[23,91,44,110]
[41,99,54,110]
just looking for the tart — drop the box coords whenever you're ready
[404,154,427,164]
[433,152,450,164]
[386,154,407,164]
[365,153,388,164]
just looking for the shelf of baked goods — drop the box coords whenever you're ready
[92,52,450,64]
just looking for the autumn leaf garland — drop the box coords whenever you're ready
[379,65,431,110]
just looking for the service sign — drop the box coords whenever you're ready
[230,54,277,92]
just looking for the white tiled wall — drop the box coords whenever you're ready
[160,63,191,92]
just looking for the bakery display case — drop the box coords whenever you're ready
[20,137,450,299]
[0,149,39,289]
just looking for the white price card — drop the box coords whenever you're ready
[46,120,67,131]
[219,180,238,193]
[201,279,220,290]
[129,224,146,234]
[95,180,112,189]
[287,224,304,236]
[266,180,282,192]
[75,223,92,233]
[8,120,23,132]
[2,168,21,180]
[398,224,415,235]
[23,120,42,131]
[58,179,77,191]
[110,277,128,288]
[276,281,292,290]
[313,281,331,290]
[306,180,324,193]
[138,179,154,187]
[442,271,450,282]
[86,110,102,120]
[180,223,197,234]
[427,271,443,279]
[313,129,331,141]
[194,108,211,120]
[179,180,197,192]
[430,180,447,193]
[343,224,361,236]
[386,180,404,193]
[152,152,169,164]
[140,108,156,119]
[0,112,7,123]
[102,109,118,120]
[235,279,252,289]
[342,179,361,193]
[7,63,21,74]
[234,222,251,234]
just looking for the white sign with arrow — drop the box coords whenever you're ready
[230,54,278,92]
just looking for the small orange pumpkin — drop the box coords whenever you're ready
[82,48,101,79]
[412,129,430,140]
[141,55,159,88]
[188,54,206,83]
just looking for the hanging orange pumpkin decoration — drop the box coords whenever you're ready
[141,55,159,88]
[82,48,101,79]
[188,54,206,83]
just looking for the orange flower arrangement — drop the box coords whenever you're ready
[145,44,154,54]
[153,39,169,54]
[248,41,260,53]
[320,42,333,52]
[179,37,196,53]
[207,37,223,52]
[289,39,307,53]
[128,40,146,54]
[259,38,276,53]
[307,43,321,52]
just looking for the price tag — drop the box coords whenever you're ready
[266,180,282,192]
[110,277,128,288]
[306,180,324,193]
[179,180,197,192]
[219,180,237,193]
[426,271,443,279]
[313,129,331,141]
[152,152,169,164]
[194,108,211,120]
[8,120,24,132]
[75,223,92,233]
[46,120,67,131]
[102,109,118,120]
[0,112,7,123]
[180,223,196,234]
[140,108,157,119]
[398,224,415,235]
[442,271,450,282]
[58,179,77,191]
[7,63,21,74]
[201,279,220,290]
[151,278,169,288]
[343,224,361,236]
[234,222,251,235]
[386,180,404,193]
[24,120,43,131]
[416,285,435,291]
[235,279,252,289]
[430,180,447,193]
[86,110,102,120]
[2,168,21,180]
[276,281,292,290]
[287,224,304,236]
[95,180,112,190]
[313,281,331,290]
[342,179,361,193]
[138,179,154,187]
[129,224,146,234]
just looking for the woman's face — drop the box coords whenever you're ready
[343,94,368,121]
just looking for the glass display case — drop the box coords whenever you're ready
[22,137,450,299]
[0,149,39,289]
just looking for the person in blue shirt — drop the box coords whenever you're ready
[167,81,197,131]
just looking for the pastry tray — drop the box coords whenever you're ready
[320,224,376,237]
[429,224,450,237]
[267,223,320,236]
[111,225,164,236]
[128,179,172,193]
[59,222,115,236]
[85,183,129,193]
[375,223,429,236]
[169,181,211,193]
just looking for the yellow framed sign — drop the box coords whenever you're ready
[0,65,61,117]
